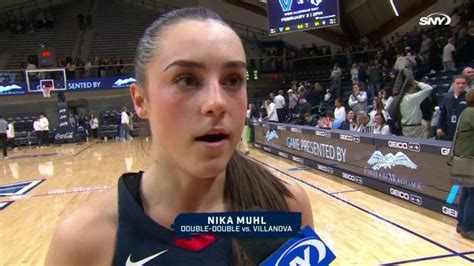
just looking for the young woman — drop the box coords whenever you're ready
[369,98,390,123]
[373,112,391,135]
[45,8,313,266]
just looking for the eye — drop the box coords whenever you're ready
[174,74,199,88]
[222,74,244,88]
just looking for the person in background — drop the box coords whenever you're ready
[373,112,391,135]
[274,90,286,122]
[33,117,42,147]
[6,118,16,151]
[330,63,342,99]
[334,98,346,122]
[381,87,394,110]
[437,75,467,140]
[318,112,333,129]
[350,63,358,84]
[264,97,278,122]
[39,113,49,146]
[120,107,130,141]
[90,114,99,139]
[0,115,8,159]
[294,97,312,125]
[303,113,317,127]
[369,98,390,123]
[341,108,355,131]
[287,89,298,117]
[442,37,456,70]
[398,80,433,138]
[450,89,474,240]
[449,67,474,93]
[348,83,368,113]
[353,111,374,133]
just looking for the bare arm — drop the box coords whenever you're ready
[285,181,314,229]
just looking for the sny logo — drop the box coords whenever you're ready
[419,13,451,26]
[261,226,336,266]
[279,0,293,11]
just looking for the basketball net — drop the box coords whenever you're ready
[41,85,52,98]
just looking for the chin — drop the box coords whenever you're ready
[190,156,231,179]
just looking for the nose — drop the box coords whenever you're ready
[201,81,226,117]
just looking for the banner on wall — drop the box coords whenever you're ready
[0,76,136,96]
[253,122,454,204]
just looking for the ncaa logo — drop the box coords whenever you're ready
[419,13,452,26]
[261,226,336,266]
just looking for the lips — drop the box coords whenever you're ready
[195,129,229,143]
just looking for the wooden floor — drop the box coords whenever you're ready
[0,139,472,265]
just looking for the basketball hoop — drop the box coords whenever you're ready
[41,85,52,98]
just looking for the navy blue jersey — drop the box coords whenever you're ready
[113,172,233,265]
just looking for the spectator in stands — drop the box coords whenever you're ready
[398,80,433,138]
[39,113,49,146]
[294,97,312,125]
[350,63,359,84]
[274,90,286,122]
[442,37,456,70]
[90,114,99,139]
[303,113,317,127]
[373,112,391,135]
[6,118,15,151]
[120,107,131,141]
[287,89,298,117]
[380,87,394,110]
[334,98,346,122]
[353,111,374,133]
[0,115,8,159]
[341,108,355,131]
[367,60,382,99]
[437,75,467,141]
[449,67,474,93]
[419,33,432,65]
[358,63,368,91]
[369,98,390,124]
[450,89,474,240]
[318,112,333,129]
[330,63,342,99]
[348,83,368,113]
[263,97,278,122]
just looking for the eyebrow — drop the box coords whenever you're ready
[163,60,247,72]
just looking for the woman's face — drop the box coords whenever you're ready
[375,114,382,125]
[347,111,354,121]
[135,20,247,178]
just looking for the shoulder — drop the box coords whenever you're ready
[45,188,118,265]
[283,180,314,229]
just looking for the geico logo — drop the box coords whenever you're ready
[340,134,353,141]
[293,156,304,163]
[277,126,287,131]
[278,152,288,158]
[442,206,458,218]
[317,165,334,174]
[315,131,327,137]
[262,124,269,128]
[441,147,451,156]
[388,141,408,149]
[291,128,302,133]
[390,188,409,200]
[342,172,363,184]
[263,147,272,152]
[254,144,261,148]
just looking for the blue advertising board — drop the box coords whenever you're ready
[0,76,136,97]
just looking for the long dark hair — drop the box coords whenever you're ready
[135,8,293,265]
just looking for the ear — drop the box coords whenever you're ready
[130,83,149,119]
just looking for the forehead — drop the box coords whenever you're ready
[153,20,245,65]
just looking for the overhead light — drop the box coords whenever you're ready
[390,0,399,17]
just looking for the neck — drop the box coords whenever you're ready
[454,90,462,97]
[141,162,227,227]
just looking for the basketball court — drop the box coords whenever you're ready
[1,140,472,265]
